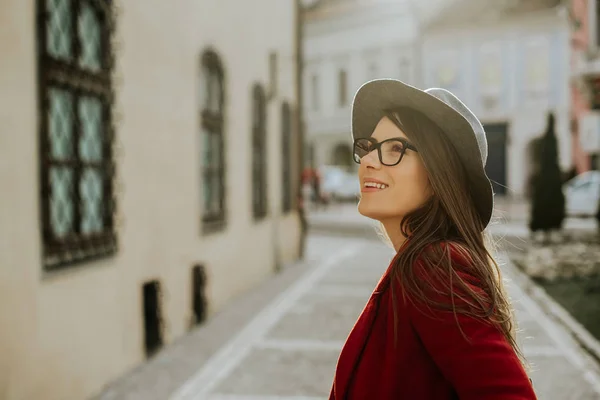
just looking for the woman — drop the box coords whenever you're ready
[329,79,537,399]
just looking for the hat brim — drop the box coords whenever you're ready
[351,79,494,229]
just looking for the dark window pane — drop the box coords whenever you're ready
[49,166,75,238]
[281,103,292,212]
[339,69,347,106]
[78,1,102,71]
[251,85,267,218]
[211,133,221,170]
[211,173,220,215]
[47,0,73,60]
[202,173,212,214]
[199,50,226,229]
[201,129,212,167]
[80,167,104,234]
[207,171,219,215]
[209,71,221,113]
[49,88,74,160]
[199,65,209,109]
[78,96,103,162]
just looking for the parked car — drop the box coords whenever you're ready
[564,171,600,217]
[320,165,360,203]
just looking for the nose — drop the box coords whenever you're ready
[360,149,381,169]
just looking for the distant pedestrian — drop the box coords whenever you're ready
[309,168,321,207]
[301,167,315,209]
[329,79,537,399]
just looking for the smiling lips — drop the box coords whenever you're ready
[362,181,389,192]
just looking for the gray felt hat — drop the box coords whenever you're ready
[351,78,494,229]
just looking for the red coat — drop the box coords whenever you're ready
[330,243,537,399]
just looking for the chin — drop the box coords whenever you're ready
[358,198,406,227]
[358,199,386,222]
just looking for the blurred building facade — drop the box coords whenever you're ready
[301,0,430,170]
[570,0,600,172]
[0,1,303,399]
[302,0,572,198]
[422,0,570,197]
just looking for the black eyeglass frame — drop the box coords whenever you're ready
[352,137,418,166]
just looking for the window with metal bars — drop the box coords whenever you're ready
[311,74,319,111]
[596,0,600,47]
[37,0,117,270]
[200,49,226,233]
[338,69,347,107]
[281,102,293,213]
[252,84,268,220]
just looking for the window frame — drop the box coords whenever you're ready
[199,49,227,234]
[251,84,268,220]
[338,69,347,107]
[281,101,293,213]
[37,0,117,270]
[311,74,319,111]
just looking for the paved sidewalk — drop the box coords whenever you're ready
[94,206,600,400]
[166,235,600,400]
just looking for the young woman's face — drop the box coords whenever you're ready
[357,116,432,230]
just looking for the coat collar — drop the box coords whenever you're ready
[330,252,398,399]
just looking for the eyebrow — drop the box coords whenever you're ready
[369,137,413,145]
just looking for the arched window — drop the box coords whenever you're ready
[200,49,226,233]
[281,102,293,212]
[332,143,353,168]
[252,84,268,219]
[38,0,117,270]
[338,69,348,107]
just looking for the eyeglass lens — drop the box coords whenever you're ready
[353,138,407,166]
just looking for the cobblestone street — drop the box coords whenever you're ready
[97,223,600,400]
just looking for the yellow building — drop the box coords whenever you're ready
[0,1,304,399]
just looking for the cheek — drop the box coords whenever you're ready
[415,166,432,198]
[391,163,431,206]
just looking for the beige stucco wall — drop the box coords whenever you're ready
[0,1,301,399]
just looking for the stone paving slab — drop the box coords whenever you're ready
[265,294,366,342]
[91,235,362,400]
[517,318,558,348]
[94,230,600,400]
[171,238,600,400]
[527,356,600,400]
[212,347,337,397]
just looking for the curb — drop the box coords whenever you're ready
[505,257,600,367]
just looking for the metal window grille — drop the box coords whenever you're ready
[281,102,292,213]
[252,84,268,220]
[200,50,227,233]
[338,69,347,107]
[37,0,117,270]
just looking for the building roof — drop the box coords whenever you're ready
[303,0,458,25]
[303,0,387,21]
[303,0,562,28]
[424,0,562,29]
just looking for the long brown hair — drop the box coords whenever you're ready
[382,107,526,367]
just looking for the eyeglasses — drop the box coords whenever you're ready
[353,137,418,166]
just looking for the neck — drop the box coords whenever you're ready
[382,220,407,252]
